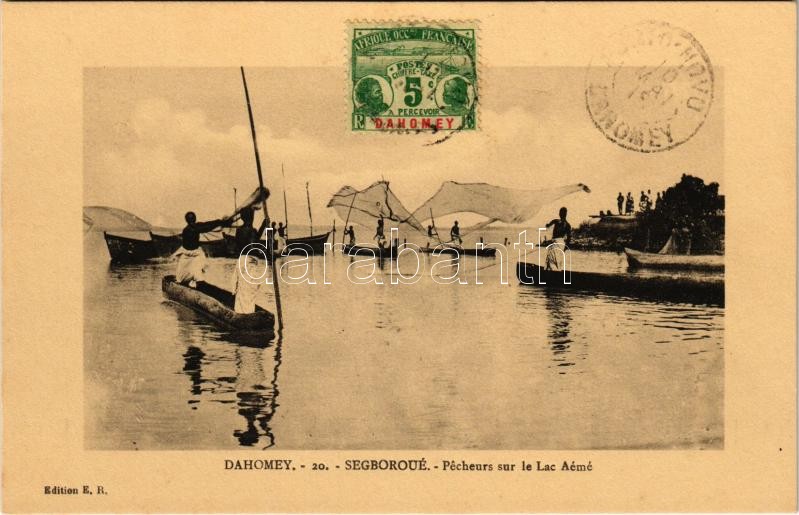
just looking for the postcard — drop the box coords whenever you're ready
[2,3,796,512]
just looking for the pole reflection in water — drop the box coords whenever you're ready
[544,290,576,373]
[176,307,282,449]
[232,335,282,448]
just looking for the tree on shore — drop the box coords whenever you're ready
[634,174,724,254]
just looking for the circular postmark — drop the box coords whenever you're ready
[585,21,714,153]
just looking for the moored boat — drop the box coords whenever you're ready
[624,248,724,272]
[161,275,275,331]
[104,231,155,263]
[343,243,398,260]
[516,262,724,306]
[199,232,229,258]
[284,231,331,255]
[420,245,497,257]
[149,231,182,257]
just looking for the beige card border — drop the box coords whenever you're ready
[3,2,796,512]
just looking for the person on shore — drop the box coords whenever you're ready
[655,192,662,210]
[639,191,648,211]
[625,192,634,215]
[545,207,571,271]
[450,220,463,245]
[175,211,234,287]
[617,192,624,215]
[344,225,356,245]
[232,206,270,314]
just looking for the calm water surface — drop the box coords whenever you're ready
[84,230,723,450]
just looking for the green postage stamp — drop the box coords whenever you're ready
[351,24,477,131]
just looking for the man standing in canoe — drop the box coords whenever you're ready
[277,222,287,247]
[344,225,356,245]
[175,211,234,286]
[374,215,386,247]
[232,204,270,314]
[545,207,571,271]
[450,220,463,245]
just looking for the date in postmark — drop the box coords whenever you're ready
[585,21,714,152]
[351,24,477,132]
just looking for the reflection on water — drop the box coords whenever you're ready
[85,231,724,450]
[176,308,282,448]
[544,290,577,373]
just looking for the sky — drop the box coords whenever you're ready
[84,67,723,230]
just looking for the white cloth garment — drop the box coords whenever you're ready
[232,254,264,314]
[545,238,567,271]
[175,247,207,284]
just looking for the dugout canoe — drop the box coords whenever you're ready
[104,231,156,263]
[419,245,497,257]
[516,262,724,306]
[222,232,330,257]
[284,231,331,255]
[343,244,398,260]
[624,248,724,272]
[161,275,275,331]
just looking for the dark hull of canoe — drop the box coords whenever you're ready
[420,246,497,257]
[343,244,398,260]
[200,238,229,258]
[516,262,724,306]
[149,232,182,257]
[624,248,724,272]
[284,232,330,254]
[104,231,155,263]
[221,232,330,257]
[162,275,275,331]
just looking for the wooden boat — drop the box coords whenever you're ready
[222,231,239,257]
[104,231,155,263]
[624,248,724,272]
[343,243,398,260]
[199,232,229,258]
[221,231,330,257]
[516,262,724,306]
[284,231,330,255]
[419,245,497,257]
[162,275,275,331]
[149,231,182,257]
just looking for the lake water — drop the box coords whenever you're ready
[84,229,723,450]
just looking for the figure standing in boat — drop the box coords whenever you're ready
[545,207,571,271]
[374,215,386,247]
[175,211,234,287]
[450,220,462,245]
[232,203,270,314]
[344,225,356,245]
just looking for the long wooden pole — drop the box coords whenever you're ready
[430,208,443,244]
[342,193,357,245]
[281,164,289,239]
[305,182,314,236]
[240,66,283,332]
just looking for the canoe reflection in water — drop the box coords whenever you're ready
[176,309,282,448]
